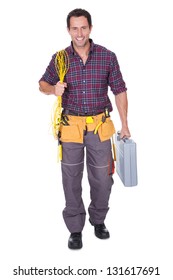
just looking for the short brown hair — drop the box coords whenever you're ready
[67,8,92,29]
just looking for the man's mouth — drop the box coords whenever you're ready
[76,37,84,41]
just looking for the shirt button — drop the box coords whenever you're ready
[83,91,85,94]
[83,80,86,83]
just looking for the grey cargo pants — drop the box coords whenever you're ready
[61,132,114,233]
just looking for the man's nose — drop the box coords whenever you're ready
[77,29,82,37]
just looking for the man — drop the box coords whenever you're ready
[39,8,130,249]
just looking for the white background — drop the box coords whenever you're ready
[0,0,173,279]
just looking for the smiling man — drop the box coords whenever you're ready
[39,8,130,250]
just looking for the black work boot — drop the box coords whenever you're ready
[68,232,82,249]
[89,219,110,239]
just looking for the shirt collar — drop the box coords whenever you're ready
[69,39,94,55]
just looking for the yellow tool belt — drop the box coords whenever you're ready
[59,113,115,143]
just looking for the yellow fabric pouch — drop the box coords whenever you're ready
[60,120,83,143]
[98,119,115,142]
[60,114,115,143]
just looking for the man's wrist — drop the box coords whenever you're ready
[121,121,128,128]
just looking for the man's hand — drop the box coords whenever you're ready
[120,125,131,139]
[54,81,67,96]
[39,80,67,96]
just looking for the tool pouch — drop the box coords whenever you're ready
[98,118,115,142]
[60,121,83,143]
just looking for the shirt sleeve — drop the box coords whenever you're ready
[39,53,59,85]
[108,52,127,95]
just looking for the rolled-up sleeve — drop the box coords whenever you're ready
[108,52,127,95]
[39,53,59,85]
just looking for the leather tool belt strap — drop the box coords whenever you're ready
[59,112,115,144]
[62,109,104,116]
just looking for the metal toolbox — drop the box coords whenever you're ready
[115,133,138,187]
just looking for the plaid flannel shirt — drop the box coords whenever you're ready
[39,39,127,114]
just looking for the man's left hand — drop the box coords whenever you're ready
[120,126,131,139]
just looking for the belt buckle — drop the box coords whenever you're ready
[86,116,94,124]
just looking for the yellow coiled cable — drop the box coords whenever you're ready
[52,50,69,160]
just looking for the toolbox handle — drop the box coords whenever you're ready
[117,131,131,143]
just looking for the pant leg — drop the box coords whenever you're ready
[85,132,114,224]
[61,142,86,233]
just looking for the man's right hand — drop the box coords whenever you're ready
[54,81,67,96]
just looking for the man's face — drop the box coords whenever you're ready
[67,16,92,49]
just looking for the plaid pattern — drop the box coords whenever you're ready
[39,39,127,114]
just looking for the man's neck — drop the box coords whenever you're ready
[74,42,90,58]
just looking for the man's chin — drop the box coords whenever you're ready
[75,42,85,48]
[74,39,88,48]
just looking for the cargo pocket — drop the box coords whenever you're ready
[98,119,115,142]
[60,123,83,143]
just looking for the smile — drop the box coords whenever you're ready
[76,37,84,41]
